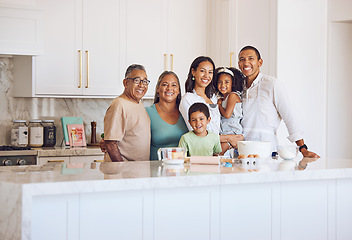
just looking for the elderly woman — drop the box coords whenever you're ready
[146,71,188,160]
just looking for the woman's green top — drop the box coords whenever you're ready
[145,104,188,161]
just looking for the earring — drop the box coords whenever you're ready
[192,76,195,81]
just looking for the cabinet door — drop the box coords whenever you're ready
[120,0,165,98]
[80,190,153,240]
[82,0,122,96]
[69,155,104,164]
[32,194,79,240]
[0,6,43,55]
[221,183,275,240]
[35,0,83,96]
[167,0,208,94]
[37,156,70,165]
[154,186,220,240]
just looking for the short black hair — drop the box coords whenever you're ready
[188,102,210,121]
[239,45,261,60]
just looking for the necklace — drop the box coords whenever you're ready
[158,103,177,113]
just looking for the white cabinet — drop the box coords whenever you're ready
[120,0,208,97]
[80,190,153,240]
[336,179,352,239]
[37,155,103,165]
[0,5,43,55]
[154,186,220,240]
[36,156,69,165]
[220,183,276,240]
[13,0,208,98]
[280,180,330,240]
[210,0,277,76]
[14,0,122,98]
[32,194,80,240]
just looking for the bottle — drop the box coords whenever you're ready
[11,120,28,147]
[42,120,56,147]
[91,121,97,144]
[28,120,43,147]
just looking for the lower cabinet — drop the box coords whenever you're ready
[30,179,351,240]
[37,155,104,165]
[32,194,80,240]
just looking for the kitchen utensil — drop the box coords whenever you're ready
[157,147,185,165]
[237,141,272,159]
[277,145,298,160]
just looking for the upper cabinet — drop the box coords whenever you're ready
[209,0,277,77]
[120,0,208,97]
[0,4,43,55]
[13,0,209,98]
[33,0,122,97]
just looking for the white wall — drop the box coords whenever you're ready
[277,0,327,157]
[327,22,352,158]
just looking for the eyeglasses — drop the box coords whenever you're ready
[126,77,150,86]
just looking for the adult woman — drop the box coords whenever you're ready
[146,71,188,160]
[179,56,243,151]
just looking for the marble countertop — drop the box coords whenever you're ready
[0,157,352,194]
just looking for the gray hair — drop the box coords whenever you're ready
[124,64,146,78]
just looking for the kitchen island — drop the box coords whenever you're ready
[0,157,352,240]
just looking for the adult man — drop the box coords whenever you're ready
[104,64,151,162]
[238,46,319,158]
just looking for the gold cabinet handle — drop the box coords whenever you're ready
[230,52,234,67]
[47,160,65,163]
[78,50,82,88]
[164,54,167,71]
[85,50,89,88]
[170,54,174,71]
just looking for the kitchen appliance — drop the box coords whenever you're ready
[0,146,37,166]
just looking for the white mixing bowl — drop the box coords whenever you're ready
[237,141,272,159]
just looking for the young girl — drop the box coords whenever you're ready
[214,67,245,154]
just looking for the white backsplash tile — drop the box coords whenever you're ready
[0,57,153,146]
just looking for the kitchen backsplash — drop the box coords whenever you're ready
[0,57,153,146]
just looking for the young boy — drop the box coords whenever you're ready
[178,103,222,156]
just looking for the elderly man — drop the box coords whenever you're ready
[238,45,319,158]
[104,64,151,162]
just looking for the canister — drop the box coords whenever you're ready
[28,119,43,147]
[42,120,56,147]
[11,120,28,147]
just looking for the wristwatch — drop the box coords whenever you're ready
[299,144,308,152]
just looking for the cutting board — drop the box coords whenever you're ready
[61,117,83,146]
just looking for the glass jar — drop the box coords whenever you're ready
[11,120,28,147]
[42,120,56,147]
[28,120,43,147]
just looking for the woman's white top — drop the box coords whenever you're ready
[179,89,221,135]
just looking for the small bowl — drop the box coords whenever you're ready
[278,145,298,160]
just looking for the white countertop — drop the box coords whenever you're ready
[1,157,352,240]
[0,157,352,193]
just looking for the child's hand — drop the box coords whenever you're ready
[217,98,223,105]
